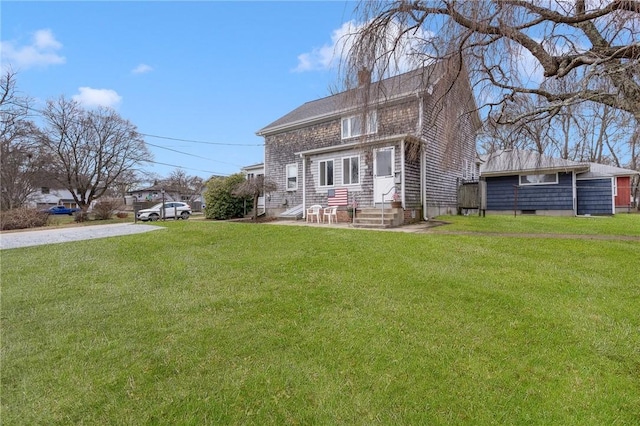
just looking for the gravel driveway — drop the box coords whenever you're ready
[0,223,164,250]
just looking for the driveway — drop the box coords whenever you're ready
[0,223,164,250]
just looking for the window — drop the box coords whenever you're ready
[462,159,477,181]
[520,173,558,185]
[342,156,359,185]
[41,187,50,194]
[319,160,334,187]
[341,111,377,139]
[286,163,298,190]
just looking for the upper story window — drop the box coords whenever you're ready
[520,173,558,185]
[341,111,377,139]
[342,156,359,185]
[41,187,50,194]
[319,160,334,187]
[286,163,298,190]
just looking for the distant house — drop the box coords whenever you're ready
[478,149,640,216]
[241,162,266,216]
[128,184,202,203]
[256,61,481,223]
[128,184,204,211]
[29,186,83,210]
[241,162,264,180]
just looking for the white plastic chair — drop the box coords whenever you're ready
[323,206,338,224]
[306,204,322,223]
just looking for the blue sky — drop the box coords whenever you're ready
[1,1,360,181]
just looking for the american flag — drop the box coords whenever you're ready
[327,188,348,206]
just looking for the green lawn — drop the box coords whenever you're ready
[2,217,639,424]
[435,213,640,236]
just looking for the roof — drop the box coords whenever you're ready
[479,149,640,178]
[257,65,440,136]
[579,162,640,178]
[241,162,264,172]
[478,149,589,176]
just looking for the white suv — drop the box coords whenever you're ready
[137,202,192,221]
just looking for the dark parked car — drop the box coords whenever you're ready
[42,205,82,215]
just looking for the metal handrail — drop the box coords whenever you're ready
[381,186,397,225]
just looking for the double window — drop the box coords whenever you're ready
[519,173,558,185]
[342,156,359,185]
[319,160,334,187]
[286,163,298,190]
[341,111,377,139]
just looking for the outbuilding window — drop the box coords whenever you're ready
[520,173,558,185]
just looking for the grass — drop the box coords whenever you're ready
[2,218,639,424]
[434,213,640,236]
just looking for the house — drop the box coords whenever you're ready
[241,162,266,216]
[256,60,481,224]
[127,184,204,211]
[29,186,83,210]
[241,162,264,180]
[478,149,640,216]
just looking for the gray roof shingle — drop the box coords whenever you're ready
[257,65,439,135]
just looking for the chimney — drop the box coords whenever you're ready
[357,68,371,86]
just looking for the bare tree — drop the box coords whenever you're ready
[0,70,49,210]
[161,169,205,204]
[40,96,151,210]
[233,175,277,222]
[347,1,640,122]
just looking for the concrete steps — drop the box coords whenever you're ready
[351,207,403,228]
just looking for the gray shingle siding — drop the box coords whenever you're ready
[421,76,478,216]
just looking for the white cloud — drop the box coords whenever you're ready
[294,20,359,72]
[72,87,122,108]
[0,29,65,70]
[132,63,153,74]
[294,19,433,75]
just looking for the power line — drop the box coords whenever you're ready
[140,133,263,147]
[144,141,244,167]
[26,105,264,148]
[141,159,228,176]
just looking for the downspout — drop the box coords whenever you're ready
[401,138,406,208]
[572,171,577,216]
[417,94,429,221]
[301,153,306,219]
[611,176,616,215]
[421,146,427,220]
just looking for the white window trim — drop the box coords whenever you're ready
[342,155,360,185]
[319,159,334,187]
[286,163,298,191]
[519,173,558,186]
[341,111,377,139]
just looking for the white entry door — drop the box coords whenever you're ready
[373,146,395,204]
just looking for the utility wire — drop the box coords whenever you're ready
[141,159,228,176]
[140,133,263,146]
[144,141,243,167]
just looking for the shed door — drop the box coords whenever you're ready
[374,147,395,204]
[577,178,614,215]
